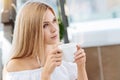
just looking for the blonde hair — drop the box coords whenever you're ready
[10,2,55,66]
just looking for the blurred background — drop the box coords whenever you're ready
[0,0,120,80]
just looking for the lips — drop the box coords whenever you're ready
[51,34,58,39]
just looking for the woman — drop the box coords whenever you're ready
[3,1,88,80]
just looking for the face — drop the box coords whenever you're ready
[43,9,59,45]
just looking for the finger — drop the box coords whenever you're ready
[51,47,62,54]
[56,61,62,66]
[50,53,62,62]
[51,62,57,67]
[76,44,81,50]
[74,49,84,57]
[74,50,82,57]
[56,57,62,62]
[50,55,56,60]
[57,49,63,54]
[52,58,62,66]
[74,57,86,63]
[55,53,62,58]
[51,54,62,61]
[74,52,86,60]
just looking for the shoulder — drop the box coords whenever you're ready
[6,59,24,72]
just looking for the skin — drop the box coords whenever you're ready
[5,9,88,80]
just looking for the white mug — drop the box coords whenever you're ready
[58,43,77,62]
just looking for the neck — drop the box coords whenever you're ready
[44,44,56,53]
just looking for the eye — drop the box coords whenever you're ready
[43,23,49,28]
[53,18,57,23]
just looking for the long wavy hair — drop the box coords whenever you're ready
[10,1,55,66]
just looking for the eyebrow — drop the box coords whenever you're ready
[43,17,56,23]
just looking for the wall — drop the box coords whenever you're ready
[85,44,120,80]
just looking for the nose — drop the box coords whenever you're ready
[50,23,57,33]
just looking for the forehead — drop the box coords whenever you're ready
[43,9,55,21]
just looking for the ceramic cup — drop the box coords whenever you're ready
[58,43,77,62]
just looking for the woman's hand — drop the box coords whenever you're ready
[74,45,86,67]
[42,48,62,78]
[74,45,88,80]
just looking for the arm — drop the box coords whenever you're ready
[41,72,50,80]
[77,65,88,80]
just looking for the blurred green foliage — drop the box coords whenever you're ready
[58,18,64,40]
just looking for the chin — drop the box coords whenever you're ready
[50,41,59,45]
[47,40,60,45]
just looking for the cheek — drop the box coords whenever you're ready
[44,31,47,38]
[44,30,50,40]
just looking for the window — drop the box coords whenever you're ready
[66,0,120,23]
[66,0,120,47]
